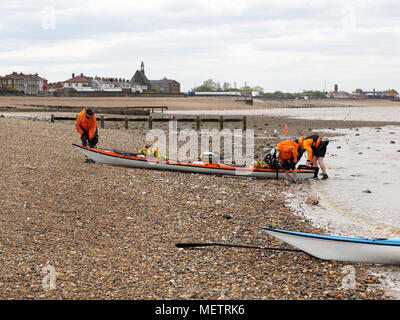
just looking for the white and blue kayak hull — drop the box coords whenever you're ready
[264,227,400,265]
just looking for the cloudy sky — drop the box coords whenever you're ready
[1,0,400,92]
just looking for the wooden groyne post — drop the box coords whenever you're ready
[196,116,200,131]
[49,114,248,131]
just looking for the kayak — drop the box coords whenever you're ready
[263,227,400,265]
[73,144,317,179]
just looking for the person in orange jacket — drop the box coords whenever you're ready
[273,139,305,182]
[296,135,329,179]
[75,108,98,163]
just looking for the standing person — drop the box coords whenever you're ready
[274,139,304,182]
[75,108,98,163]
[297,135,329,179]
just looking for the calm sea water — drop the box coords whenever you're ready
[167,106,400,122]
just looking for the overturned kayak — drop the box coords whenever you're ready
[73,144,317,180]
[264,227,400,265]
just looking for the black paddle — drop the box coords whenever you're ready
[175,242,302,253]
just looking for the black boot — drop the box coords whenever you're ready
[313,167,319,179]
[84,157,95,163]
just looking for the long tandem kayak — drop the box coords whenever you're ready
[73,144,317,180]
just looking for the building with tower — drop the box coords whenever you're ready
[130,62,180,94]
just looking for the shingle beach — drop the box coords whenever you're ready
[1,97,400,300]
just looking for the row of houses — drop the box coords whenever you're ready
[1,62,180,95]
[0,72,48,94]
[50,62,180,94]
[57,73,147,93]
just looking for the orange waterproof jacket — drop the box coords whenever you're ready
[276,140,299,162]
[298,135,322,162]
[75,109,97,139]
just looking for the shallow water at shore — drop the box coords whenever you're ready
[290,125,400,238]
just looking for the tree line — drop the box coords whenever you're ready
[192,79,328,99]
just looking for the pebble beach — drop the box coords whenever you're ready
[2,97,400,300]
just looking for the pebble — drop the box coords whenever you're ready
[306,197,319,206]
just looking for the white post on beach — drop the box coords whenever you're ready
[169,118,178,160]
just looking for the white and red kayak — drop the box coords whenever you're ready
[73,144,317,180]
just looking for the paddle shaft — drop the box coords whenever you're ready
[176,242,302,253]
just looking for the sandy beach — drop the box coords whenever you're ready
[2,96,400,300]
[1,95,400,112]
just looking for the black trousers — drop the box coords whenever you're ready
[81,128,99,148]
[314,141,329,158]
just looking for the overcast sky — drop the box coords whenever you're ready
[1,0,400,92]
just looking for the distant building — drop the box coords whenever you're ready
[0,72,47,94]
[130,62,150,89]
[62,73,145,93]
[334,84,339,93]
[330,91,353,99]
[328,84,352,99]
[47,81,64,92]
[63,73,93,91]
[300,93,312,99]
[92,76,145,93]
[59,63,181,94]
[352,88,399,100]
[385,89,399,100]
[149,78,180,94]
[130,62,180,94]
